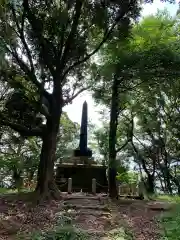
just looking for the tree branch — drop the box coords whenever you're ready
[116,139,130,153]
[115,114,133,153]
[63,86,90,106]
[23,0,56,77]
[11,5,35,73]
[120,78,148,93]
[62,7,128,79]
[131,140,150,175]
[0,114,43,137]
[59,0,84,71]
[7,46,51,101]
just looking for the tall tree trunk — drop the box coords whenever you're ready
[160,165,173,194]
[35,86,62,202]
[132,142,155,195]
[157,173,166,193]
[12,167,23,191]
[165,175,172,194]
[35,121,60,201]
[108,75,119,198]
[146,173,155,194]
[28,170,35,183]
[169,174,180,195]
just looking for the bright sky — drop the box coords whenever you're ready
[64,0,179,126]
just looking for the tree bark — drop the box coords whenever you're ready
[131,141,155,194]
[12,167,23,191]
[169,174,180,195]
[157,173,166,193]
[146,174,155,194]
[159,164,173,194]
[108,74,119,198]
[35,85,62,202]
[35,123,60,202]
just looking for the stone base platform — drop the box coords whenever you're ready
[55,162,108,193]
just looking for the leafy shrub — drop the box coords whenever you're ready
[116,170,139,184]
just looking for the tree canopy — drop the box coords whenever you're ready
[93,10,180,195]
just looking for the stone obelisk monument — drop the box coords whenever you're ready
[79,101,88,155]
[74,101,92,162]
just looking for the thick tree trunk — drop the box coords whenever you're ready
[35,85,62,202]
[108,167,118,198]
[35,125,60,202]
[108,75,119,198]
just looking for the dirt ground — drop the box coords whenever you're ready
[0,193,170,240]
[114,199,165,240]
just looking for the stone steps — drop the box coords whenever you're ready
[63,195,109,206]
[63,195,108,199]
[64,200,104,206]
[62,193,110,213]
[59,195,116,239]
[75,210,111,217]
[63,203,110,212]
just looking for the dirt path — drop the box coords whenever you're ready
[0,193,170,239]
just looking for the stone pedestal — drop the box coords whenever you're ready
[55,163,108,193]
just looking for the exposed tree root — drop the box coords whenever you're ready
[32,181,62,205]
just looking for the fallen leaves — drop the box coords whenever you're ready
[0,193,168,240]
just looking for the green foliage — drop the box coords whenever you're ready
[94,124,109,163]
[156,195,180,203]
[93,10,180,106]
[116,170,139,184]
[108,227,133,240]
[160,197,180,239]
[0,187,16,194]
[0,0,141,136]
[92,10,180,195]
[0,111,79,188]
[57,112,79,159]
[0,127,40,188]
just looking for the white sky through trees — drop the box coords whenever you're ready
[64,0,179,126]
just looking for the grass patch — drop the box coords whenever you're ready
[160,204,180,240]
[0,187,17,194]
[158,195,180,239]
[0,187,32,195]
[156,195,180,203]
